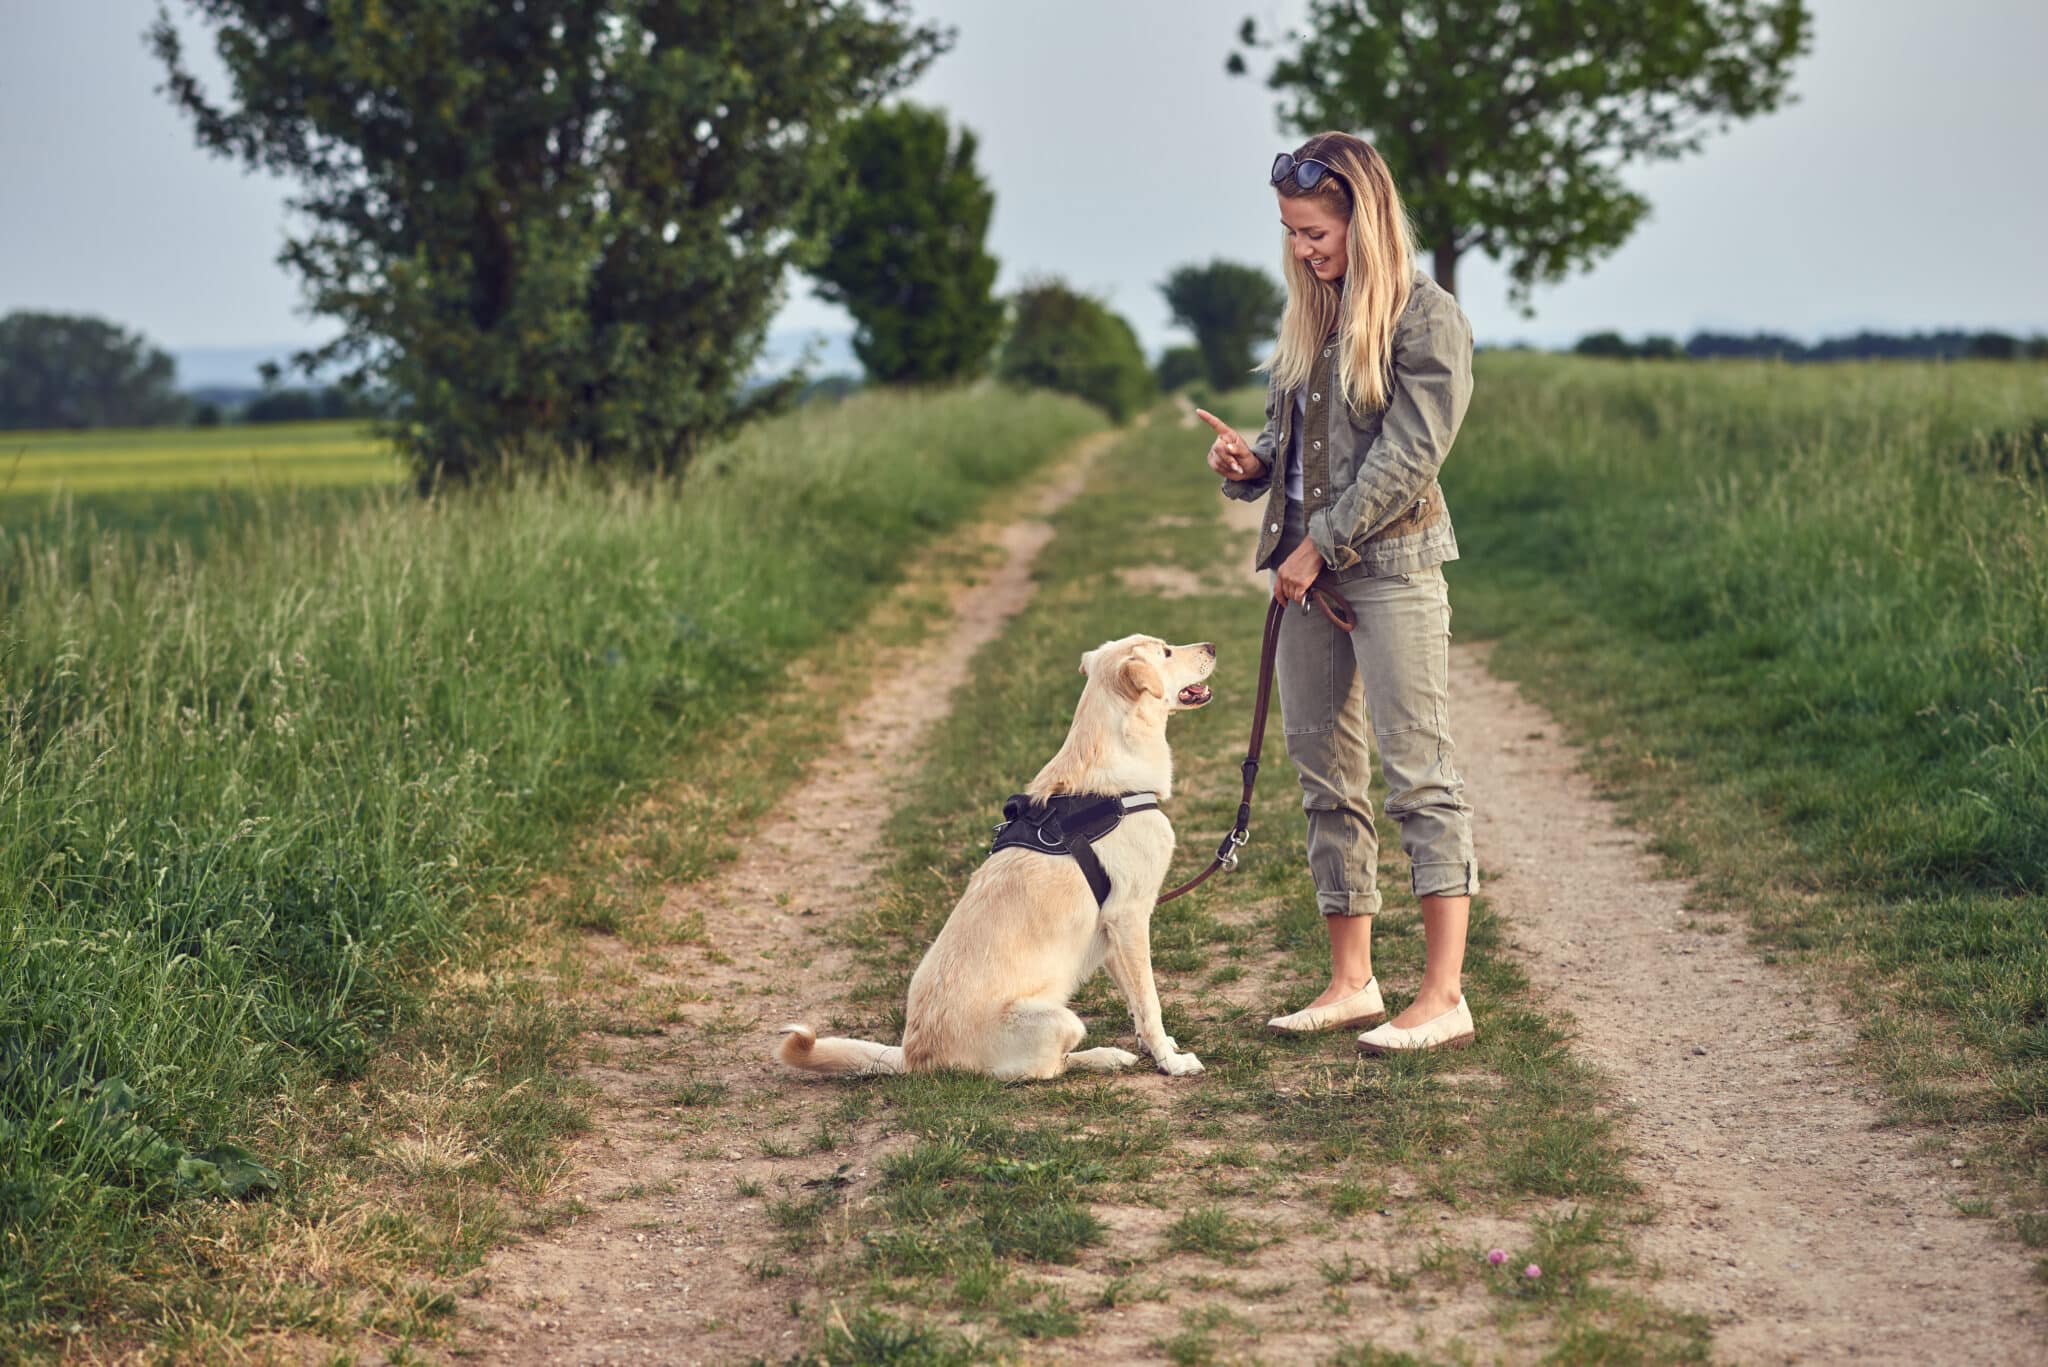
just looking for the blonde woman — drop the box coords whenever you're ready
[1195,131,1479,1054]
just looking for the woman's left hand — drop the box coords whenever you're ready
[1274,539,1326,606]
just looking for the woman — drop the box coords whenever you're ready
[1195,131,1479,1054]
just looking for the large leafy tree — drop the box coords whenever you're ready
[808,103,1004,384]
[151,1,949,480]
[1159,260,1285,391]
[1230,1,1811,308]
[0,312,187,430]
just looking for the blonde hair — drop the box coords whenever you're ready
[1261,132,1417,413]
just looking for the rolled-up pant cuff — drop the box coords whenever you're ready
[1412,859,1479,898]
[1317,889,1381,918]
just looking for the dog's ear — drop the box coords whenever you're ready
[1116,652,1166,702]
[1078,647,1097,677]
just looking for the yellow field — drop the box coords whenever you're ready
[0,420,405,495]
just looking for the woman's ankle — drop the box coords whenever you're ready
[1410,979,1462,1010]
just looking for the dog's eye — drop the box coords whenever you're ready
[1163,647,1172,657]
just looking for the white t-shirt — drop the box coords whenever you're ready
[1284,383,1306,502]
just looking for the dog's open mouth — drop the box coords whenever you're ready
[1177,683,1212,708]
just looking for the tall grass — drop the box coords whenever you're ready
[1436,355,2048,1202]
[0,382,1103,1333]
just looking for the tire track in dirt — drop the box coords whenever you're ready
[1206,423,2044,1362]
[455,429,1116,1366]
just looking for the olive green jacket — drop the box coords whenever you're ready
[1221,268,1474,577]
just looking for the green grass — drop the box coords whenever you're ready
[0,421,403,586]
[1165,1205,1262,1258]
[0,381,1104,1356]
[1422,353,2048,1228]
[0,420,402,495]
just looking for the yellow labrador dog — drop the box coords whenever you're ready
[777,634,1217,1080]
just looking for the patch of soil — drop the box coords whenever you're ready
[1114,564,1221,598]
[455,432,1116,1366]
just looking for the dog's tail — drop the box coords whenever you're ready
[775,1023,906,1077]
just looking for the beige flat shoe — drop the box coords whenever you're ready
[1267,978,1387,1035]
[1356,994,1475,1055]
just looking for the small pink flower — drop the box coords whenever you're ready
[1524,1263,1542,1280]
[1486,1248,1507,1265]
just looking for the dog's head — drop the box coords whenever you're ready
[1078,635,1217,713]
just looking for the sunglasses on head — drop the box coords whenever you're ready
[1270,151,1336,190]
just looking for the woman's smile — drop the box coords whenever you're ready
[1279,193,1350,281]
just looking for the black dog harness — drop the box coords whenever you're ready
[988,791,1161,906]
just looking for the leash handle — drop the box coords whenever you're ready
[1309,581,1356,632]
[1157,576,1349,905]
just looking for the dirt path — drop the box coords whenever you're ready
[1204,417,2044,1362]
[457,431,1112,1366]
[1450,649,2045,1364]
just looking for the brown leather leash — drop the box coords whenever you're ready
[1157,579,1356,904]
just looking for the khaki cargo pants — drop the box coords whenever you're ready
[1271,499,1478,916]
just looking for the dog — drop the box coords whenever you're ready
[775,634,1217,1081]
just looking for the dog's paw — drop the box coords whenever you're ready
[1139,1035,1180,1059]
[1157,1051,1205,1077]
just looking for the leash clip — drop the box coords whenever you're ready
[1217,827,1250,872]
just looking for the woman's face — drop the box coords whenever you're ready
[1279,192,1349,284]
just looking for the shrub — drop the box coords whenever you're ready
[1155,346,1206,392]
[998,278,1154,421]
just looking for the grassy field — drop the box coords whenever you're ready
[0,420,404,569]
[1424,354,2048,1265]
[0,383,1103,1357]
[5,353,2042,1357]
[0,420,403,496]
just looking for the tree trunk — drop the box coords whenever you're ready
[1432,240,1459,298]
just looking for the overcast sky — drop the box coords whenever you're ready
[3,0,2044,373]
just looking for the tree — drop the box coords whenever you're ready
[152,1,949,481]
[1572,330,1634,358]
[1968,332,2020,361]
[1158,260,1285,391]
[808,103,1004,384]
[1155,345,1207,392]
[242,385,370,424]
[0,311,187,430]
[997,279,1154,422]
[1230,1,1811,309]
[1638,334,1684,359]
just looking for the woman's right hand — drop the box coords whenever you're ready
[1197,408,1267,482]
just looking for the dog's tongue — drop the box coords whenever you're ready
[1178,684,1212,706]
